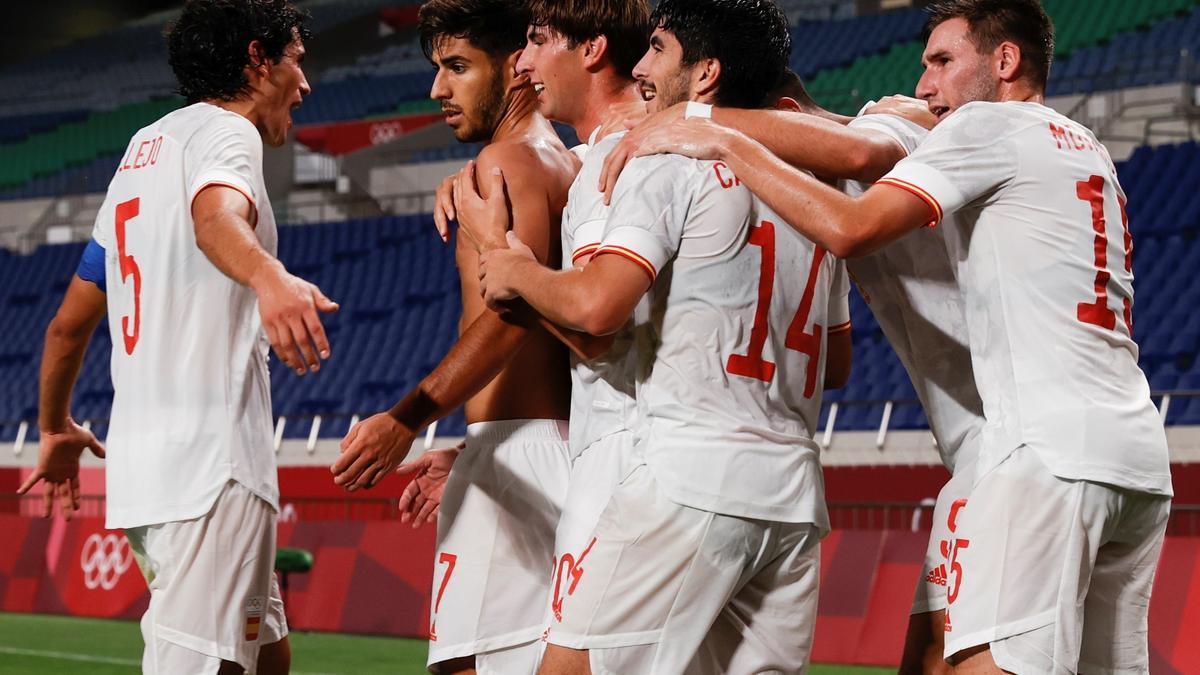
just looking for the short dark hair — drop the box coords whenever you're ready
[925,0,1054,89]
[419,0,530,61]
[651,0,792,109]
[166,0,311,104]
[768,69,819,112]
[527,0,653,79]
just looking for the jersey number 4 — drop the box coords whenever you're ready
[1076,175,1132,333]
[725,220,827,398]
[115,197,142,355]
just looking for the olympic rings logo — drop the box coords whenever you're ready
[369,121,404,146]
[80,533,133,591]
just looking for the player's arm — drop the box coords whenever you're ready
[20,266,109,519]
[480,234,649,336]
[599,104,906,200]
[331,146,563,492]
[192,185,338,375]
[618,118,934,258]
[453,161,616,359]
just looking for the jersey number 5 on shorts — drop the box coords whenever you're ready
[115,197,143,355]
[725,219,828,397]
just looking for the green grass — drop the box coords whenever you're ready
[0,612,890,674]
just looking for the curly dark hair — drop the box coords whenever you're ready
[166,0,312,103]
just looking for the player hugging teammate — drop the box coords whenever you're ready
[398,0,1172,672]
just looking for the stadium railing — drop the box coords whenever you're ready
[2,391,1197,450]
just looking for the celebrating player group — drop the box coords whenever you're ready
[20,0,1172,673]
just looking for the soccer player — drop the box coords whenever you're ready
[19,1,334,673]
[329,1,579,673]
[615,0,1174,672]
[460,1,851,671]
[475,0,652,633]
[605,77,983,675]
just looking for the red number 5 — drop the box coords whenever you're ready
[115,198,142,355]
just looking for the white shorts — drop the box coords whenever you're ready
[944,445,1171,673]
[911,456,975,615]
[428,419,571,672]
[548,465,821,675]
[549,430,640,625]
[126,480,287,674]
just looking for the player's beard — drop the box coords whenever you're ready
[648,68,693,113]
[455,69,507,143]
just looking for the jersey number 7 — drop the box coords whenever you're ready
[115,198,142,355]
[725,220,828,398]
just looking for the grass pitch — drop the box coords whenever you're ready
[0,612,892,674]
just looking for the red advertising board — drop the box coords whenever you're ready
[2,515,1199,671]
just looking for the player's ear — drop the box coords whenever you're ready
[581,34,609,70]
[995,40,1022,83]
[692,57,721,101]
[774,96,803,113]
[505,49,530,90]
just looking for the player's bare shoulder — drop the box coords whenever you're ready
[478,122,579,210]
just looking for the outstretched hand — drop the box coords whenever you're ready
[252,265,339,376]
[17,420,106,520]
[395,445,461,527]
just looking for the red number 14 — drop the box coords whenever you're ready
[725,220,828,398]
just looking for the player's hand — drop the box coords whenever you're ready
[252,263,339,376]
[601,118,731,206]
[865,94,938,130]
[452,161,511,253]
[395,445,461,528]
[333,412,416,491]
[478,232,536,310]
[595,100,651,140]
[17,419,106,520]
[598,101,688,204]
[432,173,457,243]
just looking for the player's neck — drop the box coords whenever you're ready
[996,80,1045,106]
[489,86,541,145]
[206,97,259,127]
[574,76,642,143]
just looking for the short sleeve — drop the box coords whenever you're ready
[565,132,625,265]
[185,115,262,216]
[877,103,1021,226]
[76,239,107,292]
[827,258,851,332]
[594,154,696,283]
[848,113,927,157]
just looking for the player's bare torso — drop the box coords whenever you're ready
[458,121,577,423]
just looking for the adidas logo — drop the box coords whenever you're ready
[924,564,948,586]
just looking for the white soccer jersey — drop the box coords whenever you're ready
[93,102,279,529]
[559,129,638,456]
[843,110,984,474]
[596,155,850,525]
[880,101,1171,495]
